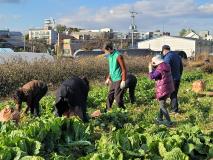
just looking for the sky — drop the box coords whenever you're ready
[0,0,213,35]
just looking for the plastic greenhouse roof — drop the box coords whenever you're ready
[0,48,15,53]
[0,48,54,64]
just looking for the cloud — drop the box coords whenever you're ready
[58,0,213,34]
[0,0,21,3]
[199,3,213,13]
[132,0,198,17]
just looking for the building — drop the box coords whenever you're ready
[29,29,58,45]
[127,31,141,40]
[71,28,113,40]
[100,28,113,33]
[56,33,84,57]
[9,31,23,38]
[183,30,213,41]
[112,32,127,39]
[61,39,84,57]
[198,30,213,41]
[199,31,209,39]
[0,29,23,48]
[29,18,58,45]
[206,35,213,41]
[71,32,91,40]
[44,18,56,30]
[7,31,23,48]
[184,31,200,39]
[140,30,170,40]
[140,32,153,40]
[0,29,9,38]
[138,35,213,58]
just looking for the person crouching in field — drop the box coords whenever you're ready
[55,76,89,122]
[149,55,174,127]
[13,80,48,116]
[105,73,137,104]
[103,41,127,111]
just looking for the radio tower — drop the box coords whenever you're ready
[129,10,138,48]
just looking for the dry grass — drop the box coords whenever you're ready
[201,64,213,74]
[0,53,210,97]
[187,61,205,68]
[0,56,150,96]
[185,54,213,69]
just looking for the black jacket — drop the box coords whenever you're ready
[55,76,89,119]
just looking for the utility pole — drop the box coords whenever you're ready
[24,36,26,51]
[23,32,26,51]
[129,11,138,48]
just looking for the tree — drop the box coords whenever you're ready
[25,33,29,41]
[179,29,187,37]
[27,38,50,53]
[67,27,81,34]
[56,24,67,33]
[179,28,197,37]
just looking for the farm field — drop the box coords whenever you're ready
[0,71,212,160]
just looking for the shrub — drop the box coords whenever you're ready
[201,64,213,74]
[182,71,203,82]
[187,61,204,68]
[0,56,149,96]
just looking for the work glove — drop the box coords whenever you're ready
[148,63,153,73]
[120,81,126,89]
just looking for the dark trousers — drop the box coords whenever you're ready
[33,85,48,116]
[129,83,137,104]
[159,97,171,122]
[170,80,180,113]
[26,85,48,116]
[106,80,125,110]
[81,103,89,122]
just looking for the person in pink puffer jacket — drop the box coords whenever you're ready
[149,55,174,127]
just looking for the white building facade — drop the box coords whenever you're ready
[29,29,58,45]
[28,18,57,45]
[184,31,200,39]
[138,36,213,58]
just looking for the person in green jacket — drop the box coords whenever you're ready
[103,41,127,112]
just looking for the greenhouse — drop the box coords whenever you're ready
[0,48,54,64]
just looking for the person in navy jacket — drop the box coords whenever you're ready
[161,45,183,114]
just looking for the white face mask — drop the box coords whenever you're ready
[104,53,110,58]
[104,49,110,54]
[163,50,169,55]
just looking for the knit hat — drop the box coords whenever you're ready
[152,55,164,66]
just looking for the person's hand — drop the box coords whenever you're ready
[120,81,126,89]
[105,78,111,85]
[148,63,153,73]
[15,104,21,112]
